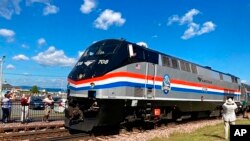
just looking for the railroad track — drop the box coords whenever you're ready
[0,128,69,141]
[44,133,90,141]
[0,122,64,133]
[0,118,219,141]
[1,115,247,141]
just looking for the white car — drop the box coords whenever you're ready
[53,98,67,113]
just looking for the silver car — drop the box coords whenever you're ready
[53,98,67,113]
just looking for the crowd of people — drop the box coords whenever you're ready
[1,91,55,124]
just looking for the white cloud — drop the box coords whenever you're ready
[167,15,179,25]
[241,80,250,85]
[0,0,21,20]
[168,9,200,25]
[168,9,216,40]
[32,46,77,67]
[181,22,199,40]
[182,21,216,40]
[94,9,126,30]
[0,28,15,37]
[21,44,29,49]
[26,0,59,16]
[23,72,31,76]
[6,64,15,70]
[78,51,84,58]
[197,21,216,35]
[43,4,59,15]
[37,38,46,46]
[0,0,59,19]
[241,80,247,83]
[26,0,50,5]
[13,54,30,61]
[136,42,148,48]
[152,35,158,38]
[80,0,96,14]
[0,28,15,42]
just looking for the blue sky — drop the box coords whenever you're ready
[0,0,250,88]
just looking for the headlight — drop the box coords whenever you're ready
[78,73,85,79]
[90,82,95,88]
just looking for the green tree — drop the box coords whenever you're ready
[30,85,39,94]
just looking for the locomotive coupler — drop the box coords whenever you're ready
[65,104,84,125]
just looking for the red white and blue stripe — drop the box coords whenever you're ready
[68,72,241,96]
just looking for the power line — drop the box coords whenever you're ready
[4,72,67,78]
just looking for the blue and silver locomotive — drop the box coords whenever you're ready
[65,39,246,132]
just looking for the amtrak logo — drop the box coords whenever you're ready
[84,60,95,66]
[162,74,171,94]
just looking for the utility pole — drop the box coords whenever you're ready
[0,56,6,99]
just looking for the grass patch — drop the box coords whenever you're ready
[150,120,250,141]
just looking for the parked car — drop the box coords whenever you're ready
[53,98,67,113]
[29,96,45,110]
[53,96,61,102]
[50,96,62,109]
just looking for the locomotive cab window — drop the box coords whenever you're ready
[171,58,179,69]
[180,61,185,71]
[82,40,120,57]
[231,76,238,83]
[219,73,223,80]
[162,56,171,67]
[83,44,100,57]
[185,62,191,72]
[146,51,158,64]
[130,45,146,62]
[191,64,197,74]
[96,43,118,55]
[180,61,191,72]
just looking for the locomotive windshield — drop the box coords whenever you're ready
[82,41,118,57]
[68,39,129,81]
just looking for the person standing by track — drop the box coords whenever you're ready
[7,91,13,122]
[242,100,249,119]
[222,98,237,140]
[42,95,54,122]
[1,93,10,123]
[20,94,31,124]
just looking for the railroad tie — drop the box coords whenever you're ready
[35,126,40,131]
[25,126,29,131]
[95,137,106,141]
[13,127,18,132]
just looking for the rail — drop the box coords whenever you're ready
[1,114,248,141]
[0,128,68,140]
[44,133,90,141]
[0,121,64,133]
